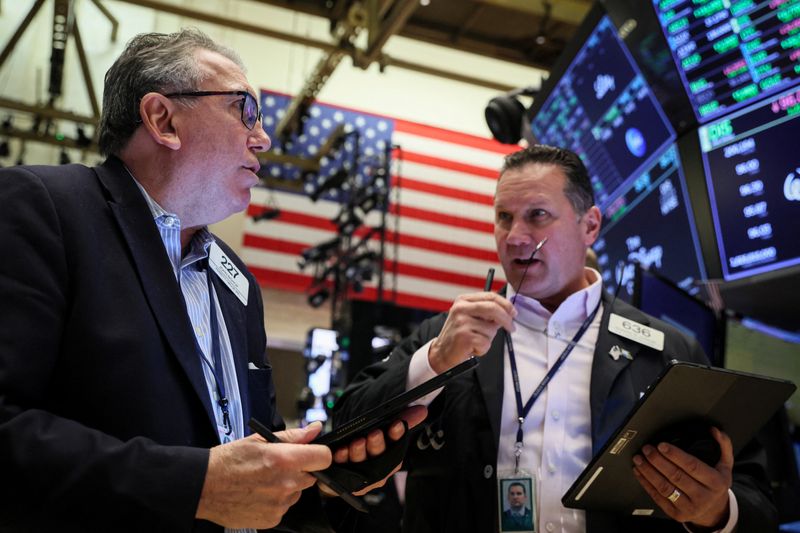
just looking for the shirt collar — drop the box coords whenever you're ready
[126,168,215,264]
[507,267,603,323]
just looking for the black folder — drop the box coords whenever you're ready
[562,361,796,518]
[314,356,479,448]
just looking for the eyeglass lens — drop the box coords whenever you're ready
[243,93,260,129]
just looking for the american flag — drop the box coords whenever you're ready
[241,89,518,312]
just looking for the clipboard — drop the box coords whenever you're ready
[562,361,796,517]
[313,356,479,448]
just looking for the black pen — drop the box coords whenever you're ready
[248,418,368,513]
[484,267,495,291]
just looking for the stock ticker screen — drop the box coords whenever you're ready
[529,15,675,209]
[653,0,800,123]
[593,145,707,299]
[699,83,800,280]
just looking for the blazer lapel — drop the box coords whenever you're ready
[476,325,508,452]
[93,158,216,431]
[589,291,648,451]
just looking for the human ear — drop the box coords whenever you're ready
[582,205,602,245]
[138,92,181,151]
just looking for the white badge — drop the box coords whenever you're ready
[208,242,249,306]
[608,313,664,351]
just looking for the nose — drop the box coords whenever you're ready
[249,119,271,153]
[505,219,534,247]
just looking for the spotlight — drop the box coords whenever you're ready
[484,86,539,144]
[333,209,362,236]
[307,285,330,308]
[298,237,341,268]
[309,169,349,202]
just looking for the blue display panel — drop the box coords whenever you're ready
[653,0,800,123]
[698,83,800,280]
[529,15,675,209]
[594,144,707,299]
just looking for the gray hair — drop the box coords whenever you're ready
[97,28,245,156]
[499,144,595,215]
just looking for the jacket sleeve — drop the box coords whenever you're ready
[332,313,447,426]
[0,167,208,531]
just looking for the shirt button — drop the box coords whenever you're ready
[548,463,557,474]
[483,465,493,479]
[195,326,203,337]
[163,216,175,227]
[552,410,560,421]
[546,522,555,532]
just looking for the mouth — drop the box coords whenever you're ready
[512,257,541,267]
[243,161,262,175]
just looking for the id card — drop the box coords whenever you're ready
[497,472,536,533]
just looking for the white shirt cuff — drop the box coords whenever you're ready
[406,339,444,406]
[683,489,738,533]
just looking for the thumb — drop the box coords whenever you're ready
[276,421,323,444]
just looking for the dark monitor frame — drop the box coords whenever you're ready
[632,265,725,366]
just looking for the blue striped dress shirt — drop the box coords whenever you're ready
[131,177,255,533]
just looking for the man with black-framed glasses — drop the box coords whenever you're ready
[0,28,421,533]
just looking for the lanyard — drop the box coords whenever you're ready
[506,300,601,472]
[196,267,232,436]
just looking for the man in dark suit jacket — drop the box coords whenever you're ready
[0,28,417,532]
[334,145,777,533]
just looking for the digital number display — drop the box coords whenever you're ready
[594,145,707,299]
[699,83,800,280]
[653,0,800,123]
[530,15,675,209]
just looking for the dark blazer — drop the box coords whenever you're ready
[334,289,778,533]
[0,158,281,532]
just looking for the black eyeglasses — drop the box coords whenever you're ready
[163,90,262,130]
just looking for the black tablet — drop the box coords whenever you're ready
[314,356,479,448]
[562,361,796,518]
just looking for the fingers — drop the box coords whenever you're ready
[711,427,734,472]
[333,406,427,465]
[396,405,427,433]
[431,292,516,372]
[632,432,732,526]
[276,421,323,444]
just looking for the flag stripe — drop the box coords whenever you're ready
[394,118,519,155]
[394,176,495,206]
[396,150,499,180]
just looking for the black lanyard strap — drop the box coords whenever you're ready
[196,267,232,436]
[506,300,601,469]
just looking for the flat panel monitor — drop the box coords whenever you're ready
[528,6,675,210]
[698,83,800,281]
[652,0,800,123]
[593,144,707,300]
[633,266,721,365]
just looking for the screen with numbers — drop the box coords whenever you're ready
[529,11,675,210]
[698,83,800,280]
[652,0,800,123]
[593,144,707,299]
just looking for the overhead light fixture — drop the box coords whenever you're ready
[307,284,330,308]
[298,237,341,269]
[309,169,349,202]
[484,86,539,145]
